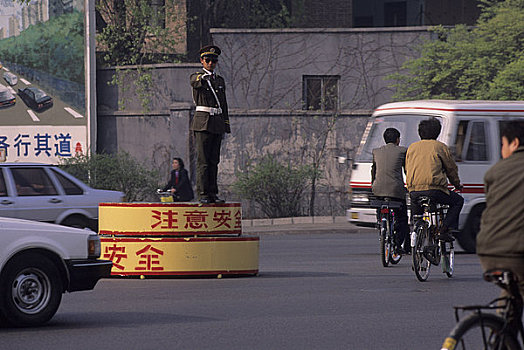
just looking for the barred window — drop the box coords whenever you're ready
[303,75,339,111]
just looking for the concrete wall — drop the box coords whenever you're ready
[211,27,432,111]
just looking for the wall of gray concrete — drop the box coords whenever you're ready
[211,27,432,111]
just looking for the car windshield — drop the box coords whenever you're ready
[356,114,442,162]
[0,90,12,99]
[32,89,46,100]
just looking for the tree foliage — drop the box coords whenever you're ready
[233,156,313,218]
[206,0,291,29]
[96,0,183,66]
[59,152,160,202]
[389,0,524,100]
[0,11,84,84]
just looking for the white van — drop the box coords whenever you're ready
[347,100,524,252]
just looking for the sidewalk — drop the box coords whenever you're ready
[241,216,374,235]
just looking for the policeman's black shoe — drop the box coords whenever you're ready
[199,197,213,204]
[212,196,225,203]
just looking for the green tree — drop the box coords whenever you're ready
[389,0,524,100]
[233,156,313,218]
[59,152,160,202]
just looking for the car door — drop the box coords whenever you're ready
[9,167,64,222]
[0,168,17,218]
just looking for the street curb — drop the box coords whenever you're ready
[241,216,374,235]
[242,216,348,227]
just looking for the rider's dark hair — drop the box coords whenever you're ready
[173,157,185,169]
[383,128,400,144]
[418,118,441,140]
[501,121,524,146]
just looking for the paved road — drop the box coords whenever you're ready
[0,230,498,349]
[1,67,85,126]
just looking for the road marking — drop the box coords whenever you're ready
[20,78,31,85]
[64,107,84,119]
[27,110,40,122]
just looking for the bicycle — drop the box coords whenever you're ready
[370,197,404,267]
[156,189,178,203]
[410,196,454,282]
[441,268,524,350]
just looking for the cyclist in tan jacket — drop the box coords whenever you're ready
[406,118,464,242]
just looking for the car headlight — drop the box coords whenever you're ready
[351,193,370,203]
[88,234,101,258]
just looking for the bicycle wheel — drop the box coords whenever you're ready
[390,220,402,265]
[379,217,389,267]
[443,242,454,278]
[412,221,431,282]
[441,313,521,350]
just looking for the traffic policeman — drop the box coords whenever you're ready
[190,45,231,203]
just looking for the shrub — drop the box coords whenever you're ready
[59,152,160,202]
[233,156,313,218]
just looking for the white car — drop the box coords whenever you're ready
[3,72,17,86]
[0,163,124,230]
[0,217,112,326]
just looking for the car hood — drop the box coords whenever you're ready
[0,216,93,236]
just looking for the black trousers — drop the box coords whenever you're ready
[195,131,222,199]
[410,190,464,230]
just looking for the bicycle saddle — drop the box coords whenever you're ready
[369,197,403,209]
[483,268,515,287]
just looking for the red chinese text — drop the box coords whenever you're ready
[103,244,128,270]
[151,209,179,229]
[184,210,208,229]
[135,245,164,271]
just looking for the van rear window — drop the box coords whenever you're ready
[357,115,440,162]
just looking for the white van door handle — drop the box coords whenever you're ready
[1,199,13,205]
[49,198,62,204]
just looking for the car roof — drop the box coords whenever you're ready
[373,99,524,117]
[0,162,55,167]
[375,99,524,111]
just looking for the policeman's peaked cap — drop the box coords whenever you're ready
[200,45,221,57]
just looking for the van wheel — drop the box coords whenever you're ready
[457,204,485,253]
[0,254,62,327]
[61,216,89,229]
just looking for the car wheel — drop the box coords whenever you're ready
[61,216,89,229]
[0,253,63,327]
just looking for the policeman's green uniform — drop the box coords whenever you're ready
[190,49,230,202]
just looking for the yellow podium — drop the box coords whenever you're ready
[99,202,259,277]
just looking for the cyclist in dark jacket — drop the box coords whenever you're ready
[163,157,194,202]
[477,121,524,303]
[371,128,409,252]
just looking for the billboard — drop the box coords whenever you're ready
[0,0,91,163]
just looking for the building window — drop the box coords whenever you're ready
[151,0,166,28]
[303,75,339,111]
[384,1,407,27]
